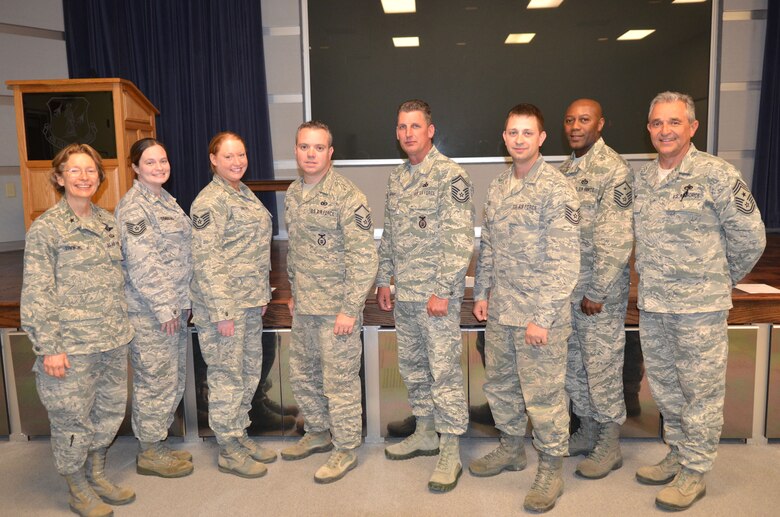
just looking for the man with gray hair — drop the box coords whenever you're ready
[634,91,765,511]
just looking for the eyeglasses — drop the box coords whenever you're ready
[64,167,99,177]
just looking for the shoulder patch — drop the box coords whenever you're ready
[125,220,147,236]
[192,212,212,230]
[451,175,471,203]
[354,204,372,230]
[614,181,633,209]
[565,204,581,225]
[732,179,756,215]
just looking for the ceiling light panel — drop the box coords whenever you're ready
[393,36,420,47]
[382,0,416,14]
[505,33,536,44]
[527,0,564,8]
[617,29,655,41]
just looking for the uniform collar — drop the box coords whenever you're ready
[405,145,441,175]
[133,179,176,206]
[294,167,336,201]
[645,143,699,186]
[212,173,253,199]
[57,197,107,235]
[561,137,605,176]
[512,155,545,185]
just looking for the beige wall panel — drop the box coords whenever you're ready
[718,156,756,189]
[263,35,303,95]
[0,170,26,242]
[0,33,68,88]
[269,102,304,162]
[718,89,761,152]
[724,0,768,10]
[720,19,767,83]
[261,0,300,27]
[0,102,20,166]
[0,0,64,31]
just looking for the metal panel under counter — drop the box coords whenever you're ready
[766,326,780,439]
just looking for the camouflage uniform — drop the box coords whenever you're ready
[634,144,766,472]
[21,198,133,475]
[115,180,192,443]
[559,138,633,425]
[376,145,474,434]
[285,168,378,450]
[190,174,272,444]
[474,157,580,456]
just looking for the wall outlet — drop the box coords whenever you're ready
[5,182,16,198]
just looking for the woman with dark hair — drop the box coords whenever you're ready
[21,143,135,517]
[190,131,274,478]
[115,138,194,479]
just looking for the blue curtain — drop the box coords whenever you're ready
[63,0,277,231]
[753,0,780,229]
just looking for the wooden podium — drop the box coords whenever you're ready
[5,78,159,228]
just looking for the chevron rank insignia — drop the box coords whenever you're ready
[355,204,372,230]
[565,204,581,225]
[733,179,756,215]
[125,219,147,236]
[192,212,212,230]
[614,181,633,209]
[451,175,470,203]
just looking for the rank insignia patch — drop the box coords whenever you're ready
[125,220,147,236]
[192,212,212,230]
[565,205,581,225]
[355,204,372,230]
[451,175,470,203]
[614,181,633,209]
[733,179,756,215]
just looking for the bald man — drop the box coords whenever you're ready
[559,99,634,479]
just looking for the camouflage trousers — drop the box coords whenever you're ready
[565,298,628,424]
[394,300,468,435]
[483,319,570,456]
[290,314,363,450]
[640,310,728,473]
[34,345,128,475]
[129,311,188,443]
[196,306,263,445]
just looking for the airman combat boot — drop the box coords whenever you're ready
[655,468,706,511]
[636,447,681,485]
[136,441,194,478]
[239,433,278,463]
[85,449,135,505]
[567,416,599,456]
[386,415,416,437]
[468,432,526,477]
[314,449,358,484]
[576,422,622,479]
[160,442,193,462]
[428,433,462,492]
[385,416,439,460]
[281,430,333,460]
[64,468,113,517]
[218,438,267,478]
[523,453,564,513]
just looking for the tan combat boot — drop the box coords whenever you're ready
[428,433,462,492]
[137,442,194,478]
[576,422,622,479]
[636,447,681,485]
[160,441,193,462]
[385,417,439,460]
[567,416,599,456]
[314,449,358,484]
[218,438,268,478]
[239,433,278,463]
[64,469,113,517]
[655,468,706,511]
[280,430,333,460]
[523,453,564,513]
[85,449,135,505]
[469,432,526,477]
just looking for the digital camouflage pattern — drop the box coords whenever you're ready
[559,138,633,424]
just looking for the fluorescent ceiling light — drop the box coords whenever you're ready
[393,36,420,47]
[505,33,536,44]
[527,0,564,8]
[672,0,706,3]
[382,0,416,14]
[617,29,655,41]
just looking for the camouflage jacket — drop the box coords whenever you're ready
[376,145,475,302]
[285,168,378,318]
[559,138,633,303]
[190,174,272,324]
[634,144,766,313]
[115,180,192,323]
[21,198,133,355]
[474,157,581,329]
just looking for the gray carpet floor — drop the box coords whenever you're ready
[1,436,778,516]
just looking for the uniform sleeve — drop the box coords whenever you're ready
[473,188,494,301]
[376,177,395,287]
[713,168,766,286]
[533,183,581,328]
[434,165,475,299]
[339,188,379,318]
[191,195,235,322]
[20,222,62,355]
[116,203,181,323]
[585,160,634,302]
[284,189,297,301]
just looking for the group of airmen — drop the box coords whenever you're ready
[19,89,766,517]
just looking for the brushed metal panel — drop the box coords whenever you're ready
[721,327,757,439]
[0,345,9,435]
[766,326,780,438]
[621,329,663,438]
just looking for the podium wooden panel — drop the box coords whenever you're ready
[5,78,159,228]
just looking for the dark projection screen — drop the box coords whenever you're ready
[308,0,712,161]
